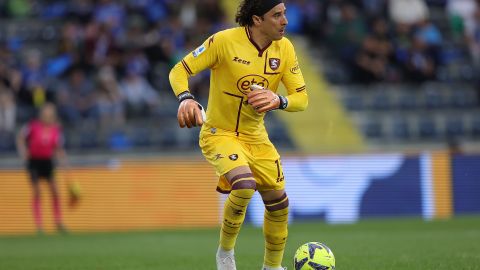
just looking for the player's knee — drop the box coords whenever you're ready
[230,180,256,199]
[264,193,289,213]
[229,172,256,196]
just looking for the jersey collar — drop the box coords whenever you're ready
[245,27,272,57]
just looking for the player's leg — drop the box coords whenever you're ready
[31,180,43,233]
[217,165,256,270]
[44,159,65,232]
[46,177,65,232]
[245,142,287,270]
[28,160,43,233]
[220,165,256,250]
[260,189,289,270]
[198,132,254,269]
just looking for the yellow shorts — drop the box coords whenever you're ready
[199,131,285,193]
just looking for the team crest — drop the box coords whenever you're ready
[229,154,238,161]
[269,58,280,70]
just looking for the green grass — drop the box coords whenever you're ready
[1,216,480,270]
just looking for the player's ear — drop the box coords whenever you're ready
[252,15,263,26]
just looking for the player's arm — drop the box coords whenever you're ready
[278,42,308,112]
[169,35,219,128]
[15,126,29,161]
[55,146,69,168]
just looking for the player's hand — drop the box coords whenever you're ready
[247,88,280,113]
[177,99,205,128]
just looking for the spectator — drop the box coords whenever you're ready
[56,67,97,125]
[389,0,429,25]
[120,56,159,118]
[96,66,125,132]
[405,36,437,82]
[361,0,388,19]
[392,22,414,73]
[414,19,443,48]
[84,22,118,66]
[0,84,16,133]
[353,17,395,83]
[93,0,125,37]
[67,0,94,24]
[447,0,478,40]
[466,6,480,68]
[0,61,22,94]
[6,0,33,18]
[326,3,367,61]
[57,21,84,62]
[19,49,51,108]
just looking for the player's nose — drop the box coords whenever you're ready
[282,14,288,25]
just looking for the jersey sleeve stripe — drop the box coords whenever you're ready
[181,60,193,75]
[296,86,306,92]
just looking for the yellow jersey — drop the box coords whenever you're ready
[169,27,308,143]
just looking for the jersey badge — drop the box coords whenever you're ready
[192,45,206,57]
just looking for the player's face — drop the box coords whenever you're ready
[40,105,57,125]
[260,4,288,41]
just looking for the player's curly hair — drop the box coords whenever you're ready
[235,0,262,26]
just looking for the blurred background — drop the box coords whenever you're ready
[0,0,479,236]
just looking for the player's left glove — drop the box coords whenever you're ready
[247,85,287,113]
[176,91,206,128]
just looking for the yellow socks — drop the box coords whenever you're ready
[219,174,256,251]
[263,194,289,268]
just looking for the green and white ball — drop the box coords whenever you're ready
[294,242,335,270]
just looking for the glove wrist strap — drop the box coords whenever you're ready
[177,91,195,103]
[278,95,288,110]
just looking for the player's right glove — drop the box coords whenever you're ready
[177,91,206,128]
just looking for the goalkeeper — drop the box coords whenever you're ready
[169,0,308,269]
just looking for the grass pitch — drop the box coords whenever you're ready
[0,216,479,270]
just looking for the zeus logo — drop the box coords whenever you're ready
[236,75,269,95]
[233,56,251,65]
[248,154,404,225]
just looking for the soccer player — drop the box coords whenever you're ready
[16,103,68,234]
[169,0,308,269]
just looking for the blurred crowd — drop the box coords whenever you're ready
[2,0,480,151]
[284,0,480,84]
[0,0,226,150]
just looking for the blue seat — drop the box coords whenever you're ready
[445,117,465,137]
[392,117,411,140]
[418,117,438,139]
[451,89,477,109]
[130,128,152,147]
[370,91,392,111]
[343,94,365,111]
[364,120,383,139]
[397,92,418,110]
[424,90,445,109]
[471,118,480,138]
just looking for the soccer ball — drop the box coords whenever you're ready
[293,242,335,270]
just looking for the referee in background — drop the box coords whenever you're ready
[16,103,68,234]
